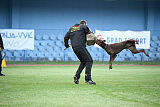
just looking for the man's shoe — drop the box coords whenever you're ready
[85,80,96,85]
[74,76,79,84]
[0,73,5,76]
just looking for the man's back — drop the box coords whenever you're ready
[64,24,89,48]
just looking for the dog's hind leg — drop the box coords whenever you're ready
[129,47,149,57]
[139,49,149,57]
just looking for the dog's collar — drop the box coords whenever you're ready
[104,44,108,49]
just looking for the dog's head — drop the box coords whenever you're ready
[96,39,106,45]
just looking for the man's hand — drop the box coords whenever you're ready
[65,44,70,48]
[65,45,70,48]
[64,45,70,50]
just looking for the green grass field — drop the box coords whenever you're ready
[0,65,160,107]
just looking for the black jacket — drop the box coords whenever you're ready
[0,34,4,49]
[64,24,90,48]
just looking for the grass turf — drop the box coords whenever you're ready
[6,61,160,65]
[0,65,160,107]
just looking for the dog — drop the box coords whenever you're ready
[95,39,149,69]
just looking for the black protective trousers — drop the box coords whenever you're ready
[73,46,93,81]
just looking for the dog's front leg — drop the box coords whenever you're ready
[109,55,113,69]
[109,54,117,70]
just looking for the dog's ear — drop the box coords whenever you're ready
[103,40,106,42]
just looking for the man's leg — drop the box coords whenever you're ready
[78,46,93,81]
[74,62,85,84]
[75,62,85,79]
[73,46,96,84]
[85,61,93,81]
[73,47,86,84]
[85,61,96,85]
[80,46,96,85]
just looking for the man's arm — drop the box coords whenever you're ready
[64,32,70,48]
[82,25,91,34]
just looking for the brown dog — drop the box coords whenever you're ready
[95,39,149,69]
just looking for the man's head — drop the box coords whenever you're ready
[80,20,87,25]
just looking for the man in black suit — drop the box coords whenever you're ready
[64,20,96,85]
